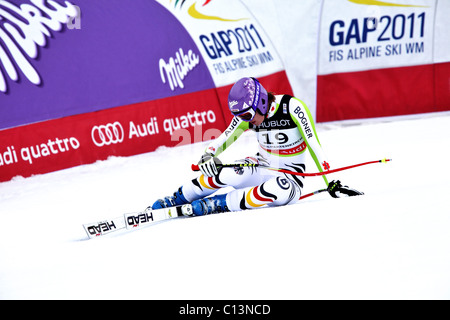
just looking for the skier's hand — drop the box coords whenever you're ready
[198,153,222,177]
[327,180,364,198]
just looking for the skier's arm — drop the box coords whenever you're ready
[204,117,249,157]
[289,97,330,186]
[197,117,249,177]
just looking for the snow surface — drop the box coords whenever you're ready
[1,112,450,300]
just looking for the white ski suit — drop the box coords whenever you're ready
[181,94,331,211]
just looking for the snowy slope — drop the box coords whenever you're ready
[1,112,450,299]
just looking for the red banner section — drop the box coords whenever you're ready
[316,62,450,122]
[0,88,226,182]
[435,62,450,111]
[0,71,292,182]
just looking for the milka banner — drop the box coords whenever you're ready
[0,0,287,130]
[0,0,216,130]
[0,0,292,182]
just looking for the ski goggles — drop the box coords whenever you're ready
[232,107,257,122]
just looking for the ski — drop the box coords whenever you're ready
[83,216,124,238]
[83,204,193,239]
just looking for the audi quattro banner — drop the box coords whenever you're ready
[316,0,441,121]
[0,91,223,181]
[0,0,292,182]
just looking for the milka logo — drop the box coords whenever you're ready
[0,0,79,93]
[159,48,200,91]
[229,100,238,108]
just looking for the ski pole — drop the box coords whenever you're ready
[191,158,392,177]
[299,188,328,200]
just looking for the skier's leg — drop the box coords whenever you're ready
[190,176,301,216]
[150,156,266,209]
[228,176,301,211]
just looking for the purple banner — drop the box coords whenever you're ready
[0,0,215,130]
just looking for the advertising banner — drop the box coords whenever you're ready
[0,0,217,130]
[316,0,440,121]
[434,0,450,110]
[156,0,286,88]
[0,0,292,182]
[155,0,292,122]
[319,0,435,75]
[0,89,223,180]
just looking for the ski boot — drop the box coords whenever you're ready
[151,187,189,209]
[191,194,230,216]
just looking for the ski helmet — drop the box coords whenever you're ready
[228,77,269,118]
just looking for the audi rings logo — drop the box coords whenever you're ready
[91,122,125,147]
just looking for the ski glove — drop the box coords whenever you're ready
[327,180,364,198]
[198,153,222,177]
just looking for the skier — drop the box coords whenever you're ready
[149,77,362,216]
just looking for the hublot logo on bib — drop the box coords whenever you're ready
[258,119,291,129]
